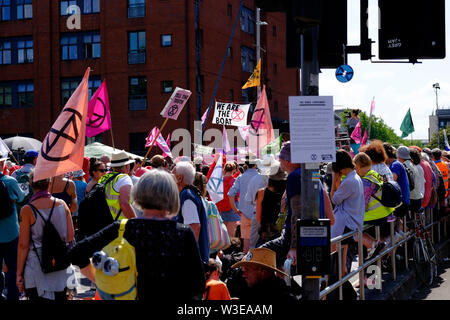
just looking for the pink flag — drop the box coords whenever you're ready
[145,127,159,148]
[248,86,273,154]
[361,129,368,146]
[223,125,231,154]
[238,125,250,142]
[166,133,171,149]
[350,121,362,144]
[145,127,172,157]
[34,68,90,181]
[86,80,111,138]
[201,108,208,126]
[370,98,375,116]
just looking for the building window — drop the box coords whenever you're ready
[61,35,78,60]
[240,7,255,34]
[128,31,146,64]
[60,0,76,15]
[162,80,173,93]
[0,37,33,65]
[61,31,100,61]
[61,0,99,15]
[0,81,33,108]
[129,132,147,156]
[61,77,100,106]
[16,0,32,19]
[274,100,278,113]
[17,82,33,107]
[273,63,277,75]
[272,26,277,37]
[227,46,233,58]
[83,0,99,14]
[128,0,145,18]
[129,77,147,110]
[241,46,255,73]
[161,34,172,47]
[0,41,11,65]
[229,89,234,101]
[227,3,231,17]
[0,0,11,21]
[242,88,249,103]
[17,39,33,63]
[84,34,100,58]
[0,85,12,108]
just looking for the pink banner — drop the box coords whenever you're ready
[350,121,362,144]
[145,127,172,157]
[86,81,111,138]
[361,129,368,146]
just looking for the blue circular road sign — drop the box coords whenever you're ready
[335,64,354,83]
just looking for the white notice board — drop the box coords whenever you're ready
[288,96,336,164]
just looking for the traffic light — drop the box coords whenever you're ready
[285,0,347,69]
[378,0,446,61]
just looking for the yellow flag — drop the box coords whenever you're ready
[242,59,261,89]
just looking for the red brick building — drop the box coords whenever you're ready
[0,0,298,156]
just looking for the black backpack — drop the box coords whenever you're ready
[29,200,70,274]
[374,179,403,208]
[402,163,415,191]
[77,173,121,240]
[0,174,13,220]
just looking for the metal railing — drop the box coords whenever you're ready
[318,207,449,300]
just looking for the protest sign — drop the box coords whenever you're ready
[212,101,250,127]
[160,87,192,120]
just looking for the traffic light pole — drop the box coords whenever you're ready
[299,25,321,300]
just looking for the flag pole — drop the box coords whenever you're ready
[141,117,169,166]
[110,127,116,150]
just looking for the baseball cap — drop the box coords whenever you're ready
[24,149,38,158]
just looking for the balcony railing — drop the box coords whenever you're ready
[128,5,145,18]
[128,51,146,64]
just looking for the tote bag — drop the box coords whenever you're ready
[206,200,231,251]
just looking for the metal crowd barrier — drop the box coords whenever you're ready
[319,206,449,300]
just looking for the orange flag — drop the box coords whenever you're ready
[34,68,90,181]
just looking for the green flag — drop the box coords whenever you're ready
[400,108,415,138]
[261,135,282,156]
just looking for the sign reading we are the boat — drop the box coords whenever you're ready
[212,101,250,127]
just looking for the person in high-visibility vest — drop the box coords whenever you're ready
[98,150,137,220]
[432,148,449,199]
[354,152,393,260]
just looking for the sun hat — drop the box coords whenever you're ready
[193,156,203,165]
[268,166,287,181]
[231,248,288,277]
[257,154,281,176]
[396,146,410,160]
[278,141,291,162]
[108,150,135,167]
[71,170,85,178]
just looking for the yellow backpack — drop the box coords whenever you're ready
[94,219,138,300]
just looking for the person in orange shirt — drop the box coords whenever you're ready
[432,148,449,199]
[203,258,231,300]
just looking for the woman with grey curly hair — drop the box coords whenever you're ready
[68,169,206,300]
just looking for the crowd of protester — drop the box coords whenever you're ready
[0,137,449,301]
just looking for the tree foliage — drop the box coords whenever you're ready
[339,109,419,147]
[427,129,449,149]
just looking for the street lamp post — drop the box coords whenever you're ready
[433,83,440,148]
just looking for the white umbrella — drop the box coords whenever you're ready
[84,142,142,160]
[3,136,42,152]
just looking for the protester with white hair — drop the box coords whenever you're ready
[172,161,210,264]
[68,170,206,300]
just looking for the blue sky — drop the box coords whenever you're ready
[320,0,450,140]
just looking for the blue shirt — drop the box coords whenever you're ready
[74,180,87,216]
[390,160,410,205]
[228,168,260,219]
[0,175,24,243]
[331,170,365,238]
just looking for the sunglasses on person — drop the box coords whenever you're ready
[97,169,107,173]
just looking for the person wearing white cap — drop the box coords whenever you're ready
[0,152,24,300]
[98,150,137,220]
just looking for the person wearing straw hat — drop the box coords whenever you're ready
[0,152,24,300]
[98,150,137,220]
[231,248,298,301]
